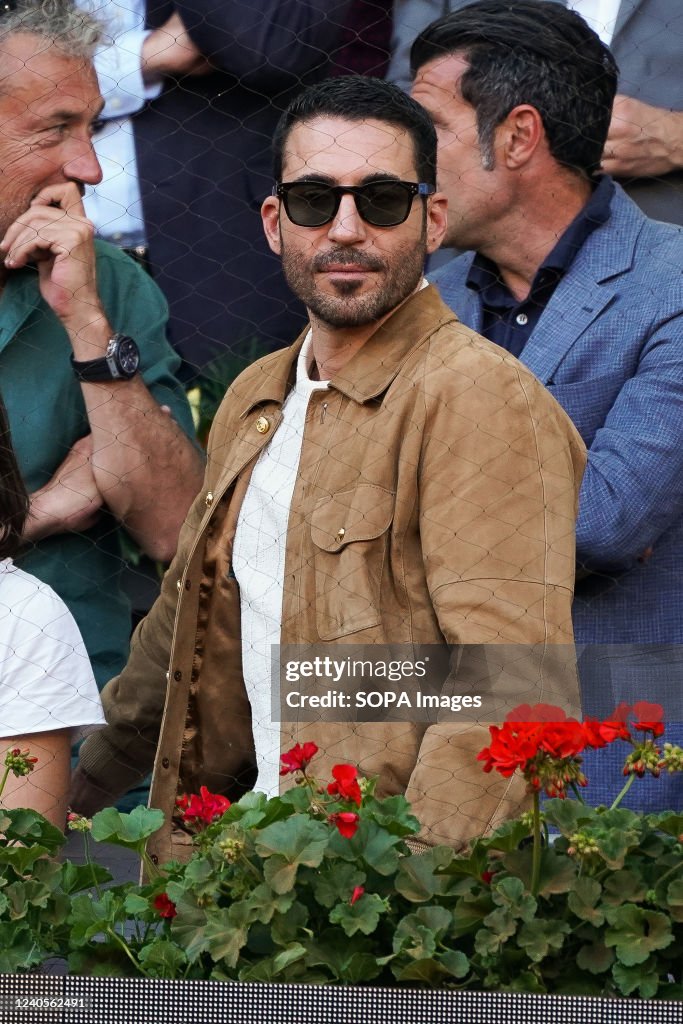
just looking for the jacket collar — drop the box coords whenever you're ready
[520,184,646,383]
[433,184,646,385]
[236,284,457,415]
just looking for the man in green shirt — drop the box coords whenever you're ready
[0,2,204,687]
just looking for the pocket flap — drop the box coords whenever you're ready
[311,485,395,552]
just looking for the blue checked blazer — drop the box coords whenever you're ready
[432,185,683,808]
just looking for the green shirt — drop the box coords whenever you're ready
[0,241,197,688]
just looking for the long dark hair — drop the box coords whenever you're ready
[0,392,29,559]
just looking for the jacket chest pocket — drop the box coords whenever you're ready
[310,484,395,640]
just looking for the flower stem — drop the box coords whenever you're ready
[656,860,683,888]
[0,766,10,799]
[530,790,542,897]
[105,927,149,977]
[609,772,636,810]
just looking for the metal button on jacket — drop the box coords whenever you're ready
[205,491,214,507]
[255,415,271,434]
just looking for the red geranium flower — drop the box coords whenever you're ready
[330,811,360,838]
[327,764,362,806]
[176,786,231,827]
[350,885,365,905]
[631,701,665,738]
[598,703,632,743]
[153,893,177,919]
[279,741,319,776]
[477,722,541,777]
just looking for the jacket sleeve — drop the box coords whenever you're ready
[175,0,352,87]
[403,340,585,846]
[573,310,683,570]
[70,488,208,814]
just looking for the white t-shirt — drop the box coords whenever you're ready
[0,559,105,739]
[232,333,329,796]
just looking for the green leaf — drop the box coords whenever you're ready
[604,904,674,965]
[263,856,299,895]
[168,894,209,961]
[394,846,454,901]
[124,892,153,916]
[393,957,453,985]
[542,798,595,834]
[481,907,518,943]
[664,879,683,922]
[0,925,44,972]
[0,844,52,875]
[327,820,402,875]
[363,794,421,836]
[612,959,660,998]
[60,860,113,894]
[138,939,187,978]
[91,806,165,850]
[576,940,614,975]
[602,869,647,906]
[202,906,249,968]
[439,949,470,979]
[451,892,493,937]
[242,883,296,925]
[253,815,329,869]
[329,892,386,936]
[594,828,640,870]
[270,899,308,946]
[567,877,604,925]
[312,862,365,908]
[491,877,537,921]
[4,880,52,918]
[272,943,308,975]
[1,809,66,853]
[475,923,511,957]
[517,919,570,962]
[652,812,683,838]
[68,890,126,945]
[502,848,576,896]
[481,816,536,853]
[393,906,452,958]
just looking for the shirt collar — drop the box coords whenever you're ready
[466,175,615,298]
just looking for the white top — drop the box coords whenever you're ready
[232,333,329,796]
[0,559,105,739]
[79,0,163,243]
[567,0,622,44]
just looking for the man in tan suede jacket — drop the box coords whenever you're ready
[71,76,585,865]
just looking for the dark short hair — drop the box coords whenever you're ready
[0,392,29,560]
[410,0,618,176]
[272,75,437,184]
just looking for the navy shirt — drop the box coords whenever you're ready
[466,176,615,357]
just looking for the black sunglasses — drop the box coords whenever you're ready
[274,179,436,228]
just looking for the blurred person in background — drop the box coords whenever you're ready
[0,0,203,689]
[389,0,683,224]
[411,0,683,809]
[80,0,353,387]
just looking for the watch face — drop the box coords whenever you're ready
[117,336,140,376]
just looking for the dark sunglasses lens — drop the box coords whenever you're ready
[284,184,337,226]
[356,182,412,226]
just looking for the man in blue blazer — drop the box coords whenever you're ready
[389,0,683,225]
[411,0,683,809]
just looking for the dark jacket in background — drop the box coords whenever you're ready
[136,1,351,378]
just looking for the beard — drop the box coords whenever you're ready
[280,230,428,329]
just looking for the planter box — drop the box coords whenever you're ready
[1,976,682,1024]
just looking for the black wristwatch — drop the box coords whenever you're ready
[71,333,141,382]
